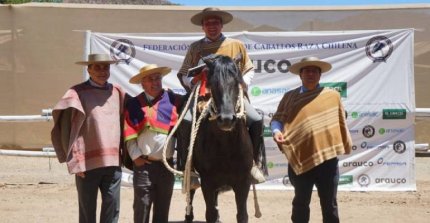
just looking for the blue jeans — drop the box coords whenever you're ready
[288,158,340,223]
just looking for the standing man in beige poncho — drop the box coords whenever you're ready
[270,56,352,223]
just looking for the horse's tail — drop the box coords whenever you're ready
[252,184,262,218]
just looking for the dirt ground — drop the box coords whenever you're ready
[0,155,429,223]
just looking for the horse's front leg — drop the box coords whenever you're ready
[233,180,251,223]
[201,179,221,223]
[184,189,196,223]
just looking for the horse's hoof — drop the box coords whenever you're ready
[184,214,194,223]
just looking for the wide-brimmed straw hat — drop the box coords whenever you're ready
[75,54,116,65]
[129,64,171,84]
[191,7,233,26]
[289,56,332,75]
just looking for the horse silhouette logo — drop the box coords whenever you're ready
[362,125,375,138]
[393,140,406,154]
[357,174,371,187]
[110,39,136,65]
[365,36,393,62]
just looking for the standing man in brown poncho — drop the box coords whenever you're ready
[270,56,352,223]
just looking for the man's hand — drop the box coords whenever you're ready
[273,131,286,143]
[76,172,85,178]
[191,68,208,85]
[133,156,152,167]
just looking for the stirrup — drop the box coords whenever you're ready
[182,171,201,190]
[190,175,201,190]
[250,166,266,184]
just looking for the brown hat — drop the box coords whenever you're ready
[75,54,116,65]
[289,56,332,75]
[191,7,233,26]
[129,64,171,84]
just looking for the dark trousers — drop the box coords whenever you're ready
[75,166,122,223]
[288,158,340,223]
[133,159,175,223]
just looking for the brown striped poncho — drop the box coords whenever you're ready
[178,36,253,76]
[271,87,352,175]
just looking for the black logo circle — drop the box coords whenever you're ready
[393,140,406,154]
[110,39,136,65]
[365,36,393,63]
[357,174,371,187]
[362,125,375,138]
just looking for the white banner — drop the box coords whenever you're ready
[89,29,415,191]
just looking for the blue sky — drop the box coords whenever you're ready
[169,0,429,6]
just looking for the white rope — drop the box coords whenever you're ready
[161,82,245,216]
[161,84,198,176]
[160,81,211,216]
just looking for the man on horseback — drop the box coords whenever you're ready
[176,7,266,185]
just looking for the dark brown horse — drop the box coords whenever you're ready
[186,54,254,223]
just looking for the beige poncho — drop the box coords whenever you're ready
[272,87,352,175]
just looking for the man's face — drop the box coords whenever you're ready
[87,63,110,86]
[299,66,322,90]
[141,73,163,97]
[202,17,223,41]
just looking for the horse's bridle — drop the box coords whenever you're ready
[207,84,246,121]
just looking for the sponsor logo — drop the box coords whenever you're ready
[378,157,407,167]
[250,86,289,96]
[339,175,353,185]
[109,39,136,65]
[383,109,407,119]
[362,125,375,138]
[266,161,288,168]
[350,111,379,119]
[359,142,389,150]
[365,36,393,62]
[378,128,405,135]
[357,174,371,187]
[320,82,347,98]
[375,178,407,184]
[393,140,406,154]
[343,161,374,167]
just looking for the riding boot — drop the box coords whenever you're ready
[249,119,267,184]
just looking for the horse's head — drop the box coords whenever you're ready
[203,54,246,131]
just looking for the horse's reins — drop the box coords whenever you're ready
[161,81,212,216]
